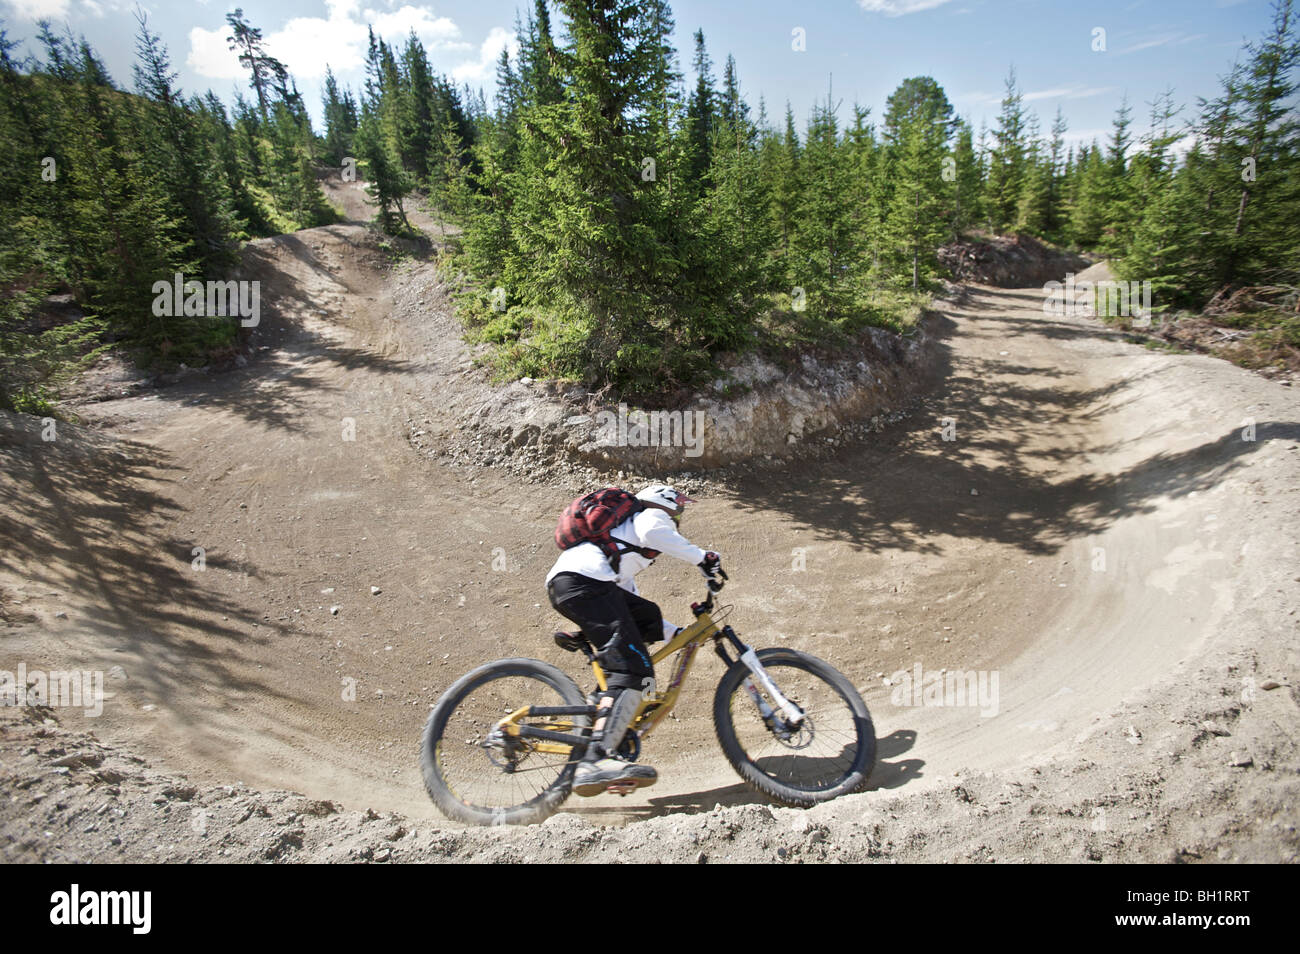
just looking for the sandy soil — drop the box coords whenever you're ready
[1,207,1297,863]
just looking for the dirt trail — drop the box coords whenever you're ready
[2,219,1298,860]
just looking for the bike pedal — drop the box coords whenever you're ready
[606,781,639,797]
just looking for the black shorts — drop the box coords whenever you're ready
[546,572,663,691]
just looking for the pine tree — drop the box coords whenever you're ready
[399,32,438,180]
[840,104,883,297]
[1069,142,1109,248]
[697,59,769,328]
[883,103,949,290]
[761,103,802,283]
[685,29,716,191]
[518,0,563,108]
[225,8,282,119]
[1016,117,1052,236]
[951,119,982,237]
[1043,107,1068,242]
[132,11,240,274]
[1226,0,1299,287]
[356,105,413,233]
[1117,90,1195,303]
[875,77,952,288]
[321,67,358,166]
[198,91,267,235]
[790,92,862,319]
[719,54,751,139]
[0,30,104,411]
[1097,96,1134,255]
[984,67,1027,232]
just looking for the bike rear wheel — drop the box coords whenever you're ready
[713,648,875,807]
[420,658,590,826]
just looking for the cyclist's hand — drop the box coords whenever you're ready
[698,551,722,577]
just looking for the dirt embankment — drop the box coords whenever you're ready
[2,197,1298,864]
[435,316,943,477]
[939,233,1091,289]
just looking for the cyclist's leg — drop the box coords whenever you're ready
[547,574,654,706]
[546,576,656,790]
[622,589,666,646]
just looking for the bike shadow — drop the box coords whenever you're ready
[870,729,924,790]
[570,728,926,821]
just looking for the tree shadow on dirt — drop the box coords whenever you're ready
[0,412,291,721]
[731,309,1300,557]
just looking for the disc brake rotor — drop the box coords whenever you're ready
[768,708,814,749]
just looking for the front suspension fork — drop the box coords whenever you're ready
[714,627,806,727]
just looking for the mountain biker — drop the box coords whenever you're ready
[545,484,723,796]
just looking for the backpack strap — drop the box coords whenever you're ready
[608,536,661,564]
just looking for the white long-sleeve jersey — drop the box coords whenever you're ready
[545,506,709,640]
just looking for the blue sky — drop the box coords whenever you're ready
[0,0,1281,151]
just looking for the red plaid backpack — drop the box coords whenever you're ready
[555,488,661,570]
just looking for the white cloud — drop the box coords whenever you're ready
[365,4,468,53]
[268,11,371,76]
[187,2,483,84]
[449,25,516,86]
[1115,32,1206,56]
[1023,87,1076,102]
[955,90,1001,106]
[857,0,955,15]
[1,0,137,19]
[187,25,246,82]
[1024,85,1116,102]
[1,0,71,20]
[956,85,1115,109]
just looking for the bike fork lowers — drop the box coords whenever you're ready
[714,626,806,726]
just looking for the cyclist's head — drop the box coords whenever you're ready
[636,484,695,523]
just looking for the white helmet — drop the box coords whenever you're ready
[636,484,696,515]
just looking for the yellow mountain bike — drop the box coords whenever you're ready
[419,573,876,825]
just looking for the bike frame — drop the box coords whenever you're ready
[498,588,741,757]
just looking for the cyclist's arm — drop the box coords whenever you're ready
[637,511,707,565]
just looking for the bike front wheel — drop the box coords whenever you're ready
[713,648,875,807]
[420,657,589,826]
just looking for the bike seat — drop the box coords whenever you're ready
[553,630,593,654]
